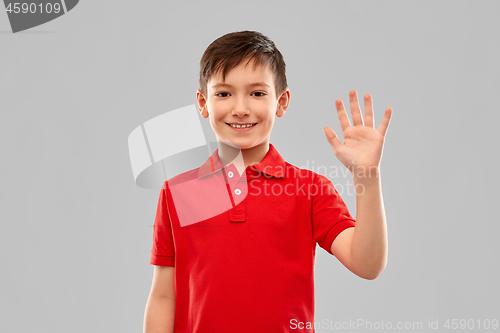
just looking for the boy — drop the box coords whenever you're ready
[143,30,392,333]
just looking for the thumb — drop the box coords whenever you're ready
[323,127,342,152]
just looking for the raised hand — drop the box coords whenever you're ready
[323,90,392,177]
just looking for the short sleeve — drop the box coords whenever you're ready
[311,173,356,255]
[150,181,175,266]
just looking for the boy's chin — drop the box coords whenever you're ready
[225,140,270,151]
[217,140,258,150]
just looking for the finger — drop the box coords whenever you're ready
[349,90,364,126]
[335,99,351,132]
[377,108,393,137]
[323,127,342,153]
[364,94,375,128]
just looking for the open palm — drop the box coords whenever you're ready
[323,90,392,175]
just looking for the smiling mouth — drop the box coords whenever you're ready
[226,123,258,129]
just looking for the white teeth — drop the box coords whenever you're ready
[230,123,254,128]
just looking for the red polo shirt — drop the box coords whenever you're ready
[150,143,356,332]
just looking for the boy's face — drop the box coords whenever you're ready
[197,59,290,150]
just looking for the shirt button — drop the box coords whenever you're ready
[228,171,234,178]
[234,189,241,195]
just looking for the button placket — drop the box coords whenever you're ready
[226,167,248,223]
[229,180,247,223]
[224,165,250,207]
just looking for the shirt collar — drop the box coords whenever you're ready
[197,143,286,179]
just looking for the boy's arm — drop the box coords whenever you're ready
[324,90,392,280]
[143,266,175,333]
[330,175,387,280]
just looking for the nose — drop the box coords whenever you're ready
[232,98,250,117]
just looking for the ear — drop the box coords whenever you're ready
[196,89,209,118]
[276,88,291,117]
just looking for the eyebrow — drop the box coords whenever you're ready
[211,82,270,89]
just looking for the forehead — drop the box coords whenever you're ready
[208,59,274,87]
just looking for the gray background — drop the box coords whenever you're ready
[1,1,499,332]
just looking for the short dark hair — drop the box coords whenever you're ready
[199,30,287,98]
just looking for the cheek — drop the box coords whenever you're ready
[207,105,225,120]
[257,109,276,123]
[253,103,275,118]
[256,117,275,133]
[263,118,275,128]
[216,103,235,116]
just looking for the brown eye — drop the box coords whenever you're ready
[216,92,230,97]
[252,92,266,97]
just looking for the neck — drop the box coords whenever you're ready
[218,141,270,174]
